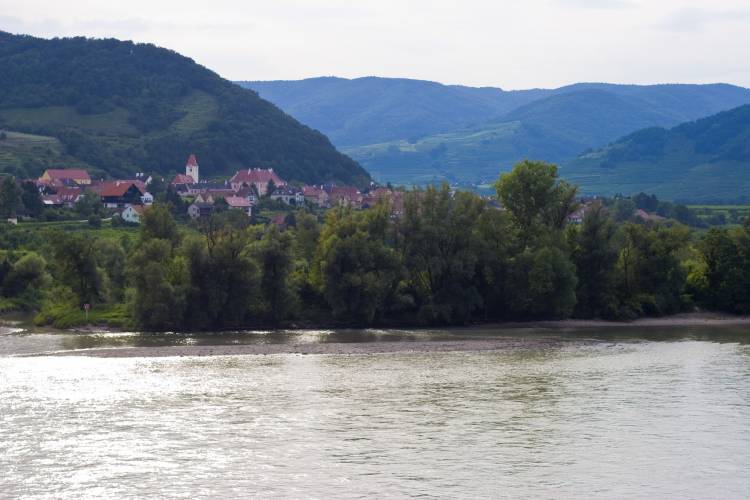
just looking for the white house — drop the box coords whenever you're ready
[141,191,154,205]
[120,205,145,224]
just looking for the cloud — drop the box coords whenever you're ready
[553,0,635,10]
[658,7,750,32]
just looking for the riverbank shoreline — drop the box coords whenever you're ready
[6,311,750,336]
[472,312,750,330]
[43,338,563,358]
[14,312,747,358]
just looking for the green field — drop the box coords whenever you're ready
[687,204,750,227]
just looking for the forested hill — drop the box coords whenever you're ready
[239,77,750,188]
[0,32,370,186]
[563,104,750,201]
[239,77,750,148]
[240,77,552,146]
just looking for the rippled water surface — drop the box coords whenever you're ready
[1,326,749,499]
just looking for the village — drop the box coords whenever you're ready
[32,154,406,225]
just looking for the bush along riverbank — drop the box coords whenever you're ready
[2,160,750,332]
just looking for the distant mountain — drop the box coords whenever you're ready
[240,77,750,188]
[563,104,750,201]
[0,32,370,186]
[239,77,551,146]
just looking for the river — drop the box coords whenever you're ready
[1,325,749,499]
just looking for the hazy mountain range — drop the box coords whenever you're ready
[240,77,750,198]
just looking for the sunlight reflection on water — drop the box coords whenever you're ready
[1,328,750,498]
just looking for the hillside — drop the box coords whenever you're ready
[239,77,551,146]
[0,32,370,186]
[563,104,750,201]
[241,77,750,187]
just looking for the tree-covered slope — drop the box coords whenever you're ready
[0,32,370,186]
[242,77,750,188]
[563,105,750,201]
[240,77,551,146]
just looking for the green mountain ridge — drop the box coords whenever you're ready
[0,32,370,186]
[241,77,750,192]
[563,104,750,201]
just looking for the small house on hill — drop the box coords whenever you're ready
[303,185,329,207]
[120,205,145,224]
[230,168,286,196]
[270,185,304,206]
[188,198,215,219]
[92,181,144,208]
[330,186,363,208]
[225,196,253,216]
[40,169,91,186]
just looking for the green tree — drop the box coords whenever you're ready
[140,203,180,246]
[569,203,620,318]
[20,181,44,218]
[251,225,296,325]
[2,252,49,305]
[182,221,259,329]
[127,238,189,330]
[314,205,403,324]
[0,176,22,219]
[495,160,578,239]
[95,239,127,302]
[75,189,103,218]
[51,233,105,305]
[475,208,516,319]
[617,223,690,316]
[400,185,484,324]
[507,246,578,319]
[691,228,750,313]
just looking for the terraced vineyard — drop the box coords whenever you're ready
[0,130,85,176]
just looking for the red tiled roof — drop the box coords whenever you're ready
[231,168,286,186]
[42,194,63,205]
[226,196,252,208]
[92,181,144,197]
[55,186,82,202]
[42,169,91,181]
[330,186,362,201]
[171,174,195,185]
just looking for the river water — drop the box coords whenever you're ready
[1,325,749,499]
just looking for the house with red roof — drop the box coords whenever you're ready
[329,186,363,208]
[303,185,330,207]
[54,186,84,207]
[362,187,404,217]
[170,154,202,193]
[230,168,286,196]
[91,181,144,208]
[40,169,91,186]
[225,196,253,217]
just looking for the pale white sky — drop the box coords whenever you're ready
[1,0,749,89]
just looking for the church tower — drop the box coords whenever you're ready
[186,154,199,183]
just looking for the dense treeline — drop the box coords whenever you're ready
[0,31,369,185]
[2,160,750,329]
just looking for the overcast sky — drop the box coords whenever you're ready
[1,0,749,89]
